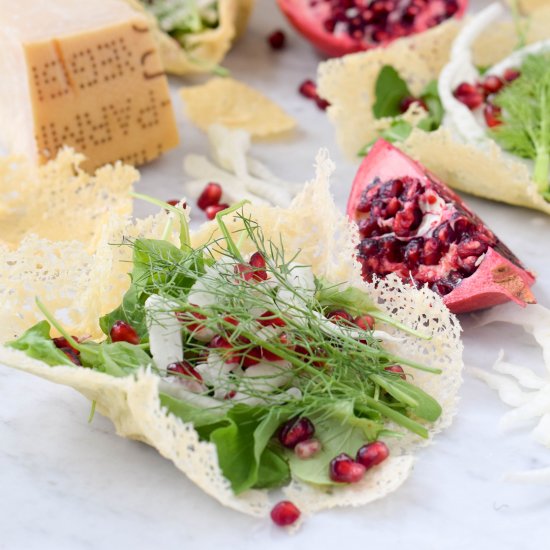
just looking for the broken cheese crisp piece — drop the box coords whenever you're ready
[0,0,179,171]
[180,78,296,137]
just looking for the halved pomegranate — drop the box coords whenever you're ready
[277,0,468,58]
[347,140,536,313]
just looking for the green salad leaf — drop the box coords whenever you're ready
[372,66,412,119]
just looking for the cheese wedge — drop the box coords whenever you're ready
[0,0,179,170]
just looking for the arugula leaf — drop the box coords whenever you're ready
[77,340,152,376]
[491,53,550,198]
[159,392,228,428]
[372,66,411,119]
[287,401,383,486]
[7,321,75,367]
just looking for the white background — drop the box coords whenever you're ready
[1,1,549,548]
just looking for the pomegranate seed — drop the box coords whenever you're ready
[205,203,229,220]
[298,79,318,100]
[503,68,520,82]
[326,309,353,324]
[315,96,331,111]
[279,333,290,346]
[167,361,203,382]
[222,315,239,327]
[483,103,502,128]
[209,335,240,364]
[453,82,484,110]
[61,348,82,366]
[354,314,375,330]
[177,309,207,333]
[270,501,300,527]
[261,347,284,362]
[53,336,80,353]
[241,346,263,368]
[279,417,315,448]
[267,29,286,50]
[166,199,187,210]
[197,182,222,210]
[329,453,366,483]
[294,438,322,459]
[224,390,236,400]
[481,75,503,95]
[399,96,427,113]
[258,310,286,327]
[110,321,140,345]
[248,251,268,280]
[384,364,406,379]
[356,441,390,469]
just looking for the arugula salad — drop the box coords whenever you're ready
[8,200,443,496]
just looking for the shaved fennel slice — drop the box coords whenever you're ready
[469,366,533,408]
[183,125,301,208]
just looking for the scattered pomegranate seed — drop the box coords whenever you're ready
[197,182,222,210]
[279,333,290,346]
[267,29,286,50]
[294,438,322,459]
[315,96,331,111]
[224,390,236,400]
[110,320,140,345]
[177,309,207,332]
[61,348,82,366]
[209,335,240,364]
[356,441,390,469]
[53,336,80,353]
[483,103,502,128]
[354,314,375,330]
[384,364,406,379]
[248,251,268,280]
[167,361,203,382]
[503,68,520,82]
[298,79,318,100]
[329,453,366,483]
[166,199,187,210]
[241,346,263,369]
[261,347,284,362]
[453,82,484,110]
[205,203,229,220]
[481,75,503,95]
[270,501,300,527]
[399,96,428,113]
[279,417,315,448]
[326,309,353,324]
[222,315,239,327]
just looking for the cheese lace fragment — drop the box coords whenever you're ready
[180,78,296,137]
[125,0,254,75]
[1,150,463,517]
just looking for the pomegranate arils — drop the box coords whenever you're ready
[384,364,406,379]
[62,348,82,366]
[299,79,318,100]
[294,438,322,459]
[258,310,286,327]
[326,309,353,324]
[356,441,390,469]
[483,103,502,128]
[399,95,427,113]
[197,182,222,210]
[503,68,520,82]
[167,361,203,382]
[347,140,535,313]
[205,203,229,220]
[271,501,301,527]
[354,314,375,330]
[481,75,503,95]
[241,347,263,368]
[453,82,484,110]
[53,336,80,353]
[268,29,286,50]
[166,199,187,210]
[279,417,315,448]
[329,453,366,483]
[110,321,140,345]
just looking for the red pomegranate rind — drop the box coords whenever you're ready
[277,0,468,58]
[347,140,536,313]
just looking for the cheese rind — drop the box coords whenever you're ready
[0,1,179,170]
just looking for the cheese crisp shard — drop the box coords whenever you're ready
[0,0,179,171]
[125,0,255,75]
[180,78,296,137]
[0,151,463,518]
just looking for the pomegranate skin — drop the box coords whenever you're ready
[277,0,468,58]
[347,140,536,313]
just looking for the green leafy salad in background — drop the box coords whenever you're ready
[8,200,443,494]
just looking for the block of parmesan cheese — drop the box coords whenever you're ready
[0,0,179,170]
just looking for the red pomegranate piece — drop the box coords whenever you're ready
[481,75,503,95]
[271,501,301,526]
[258,310,286,327]
[61,347,82,366]
[453,82,484,110]
[356,441,390,469]
[299,79,318,100]
[277,0,467,57]
[205,203,229,220]
[347,140,536,313]
[354,314,375,330]
[294,438,322,459]
[167,361,203,382]
[329,453,366,483]
[503,68,520,82]
[110,320,140,345]
[279,417,315,448]
[326,309,354,324]
[384,364,406,379]
[399,96,428,114]
[483,103,502,128]
[197,182,222,210]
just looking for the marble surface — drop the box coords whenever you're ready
[1,1,550,548]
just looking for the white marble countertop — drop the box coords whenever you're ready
[1,1,550,548]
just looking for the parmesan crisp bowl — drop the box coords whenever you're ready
[0,149,463,520]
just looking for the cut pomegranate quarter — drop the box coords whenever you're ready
[347,140,536,314]
[277,0,468,58]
